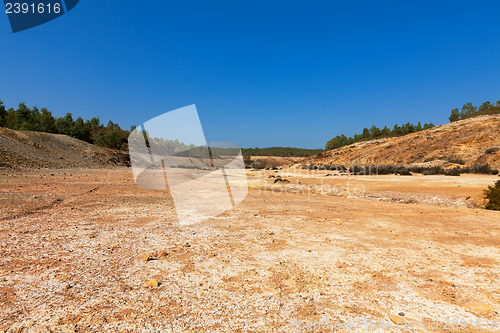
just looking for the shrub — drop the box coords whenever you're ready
[252,159,267,170]
[445,168,461,176]
[485,147,499,155]
[463,163,498,175]
[446,155,465,165]
[398,169,413,176]
[421,166,446,175]
[484,180,500,210]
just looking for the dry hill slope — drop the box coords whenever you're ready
[299,114,500,169]
[0,127,129,170]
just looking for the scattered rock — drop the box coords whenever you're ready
[146,279,159,288]
[468,302,493,314]
[389,314,408,325]
[157,250,168,258]
[140,253,156,262]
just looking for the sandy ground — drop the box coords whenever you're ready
[0,168,499,332]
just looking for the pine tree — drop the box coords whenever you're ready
[0,100,6,127]
[449,108,460,122]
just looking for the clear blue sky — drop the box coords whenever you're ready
[1,1,499,148]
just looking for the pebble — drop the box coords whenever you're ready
[389,314,408,325]
[140,253,155,262]
[146,279,158,288]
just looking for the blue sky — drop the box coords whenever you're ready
[1,1,499,148]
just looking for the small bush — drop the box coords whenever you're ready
[252,159,268,170]
[445,168,461,176]
[485,147,499,155]
[274,178,290,184]
[462,163,498,175]
[447,155,466,165]
[484,180,500,210]
[421,166,446,175]
[398,169,413,176]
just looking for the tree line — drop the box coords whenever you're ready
[325,122,435,151]
[0,100,129,149]
[448,100,500,122]
[242,147,325,157]
[3,98,498,154]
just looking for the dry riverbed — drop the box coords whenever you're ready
[0,168,499,332]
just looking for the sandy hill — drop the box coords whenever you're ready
[298,114,500,169]
[0,127,129,170]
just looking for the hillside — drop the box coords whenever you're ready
[0,127,129,170]
[298,114,500,169]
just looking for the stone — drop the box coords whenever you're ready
[468,302,493,314]
[157,250,168,258]
[140,253,155,262]
[389,314,408,325]
[146,279,158,287]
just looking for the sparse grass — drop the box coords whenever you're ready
[484,180,500,211]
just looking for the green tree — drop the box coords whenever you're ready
[0,100,6,127]
[5,108,15,128]
[460,102,477,119]
[449,108,460,122]
[392,124,401,136]
[39,108,57,133]
[405,122,415,133]
[380,126,390,137]
[484,180,500,211]
[361,128,370,139]
[370,125,381,137]
[55,113,75,135]
[107,120,121,131]
[478,101,492,112]
[105,129,122,149]
[71,117,91,142]
[14,103,31,130]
